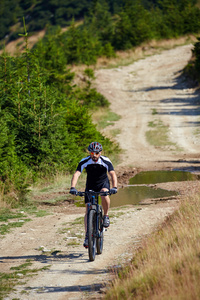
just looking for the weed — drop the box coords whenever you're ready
[0,208,26,222]
[92,108,121,129]
[0,219,31,235]
[110,128,121,137]
[57,227,70,234]
[105,193,200,299]
[72,217,84,225]
[151,108,158,115]
[146,119,179,150]
[0,261,50,299]
[0,207,50,237]
[67,240,80,246]
[109,212,125,219]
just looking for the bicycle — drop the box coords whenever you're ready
[77,190,111,262]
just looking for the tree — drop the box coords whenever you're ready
[86,0,115,45]
[113,12,133,50]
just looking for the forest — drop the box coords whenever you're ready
[0,0,200,204]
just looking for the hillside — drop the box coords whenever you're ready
[1,43,200,300]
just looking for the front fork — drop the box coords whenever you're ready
[86,202,91,237]
[86,199,100,239]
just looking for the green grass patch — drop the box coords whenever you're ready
[0,208,26,222]
[0,207,50,237]
[146,119,178,149]
[74,197,85,207]
[28,172,87,206]
[99,111,121,128]
[0,208,32,236]
[151,108,158,115]
[92,108,121,130]
[0,261,50,299]
[67,240,80,247]
[110,128,121,137]
[10,262,33,271]
[71,217,84,226]
[0,219,31,235]
[22,206,50,217]
[109,211,125,219]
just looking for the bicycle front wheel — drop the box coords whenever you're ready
[88,209,97,261]
[97,206,103,255]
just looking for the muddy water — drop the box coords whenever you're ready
[110,185,177,208]
[76,171,198,208]
[129,170,198,185]
[110,171,198,208]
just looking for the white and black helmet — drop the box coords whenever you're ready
[88,142,103,152]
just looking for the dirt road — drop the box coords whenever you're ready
[1,44,200,300]
[96,44,200,171]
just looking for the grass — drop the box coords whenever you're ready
[23,205,52,218]
[28,172,87,205]
[57,216,85,247]
[0,219,31,235]
[0,206,50,237]
[146,119,180,150]
[104,193,200,300]
[92,107,121,130]
[0,209,26,222]
[0,260,50,299]
[95,35,197,70]
[0,208,32,236]
[71,216,84,225]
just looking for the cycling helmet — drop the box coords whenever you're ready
[88,142,103,152]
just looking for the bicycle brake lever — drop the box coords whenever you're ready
[78,192,84,197]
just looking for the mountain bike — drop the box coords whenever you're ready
[77,190,111,262]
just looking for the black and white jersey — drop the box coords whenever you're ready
[76,155,114,191]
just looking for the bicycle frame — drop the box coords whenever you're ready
[86,192,102,240]
[77,190,110,261]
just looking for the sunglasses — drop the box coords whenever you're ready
[90,151,100,155]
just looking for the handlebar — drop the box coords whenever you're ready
[77,190,111,197]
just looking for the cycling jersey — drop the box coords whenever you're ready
[76,155,114,191]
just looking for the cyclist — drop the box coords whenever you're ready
[70,142,118,248]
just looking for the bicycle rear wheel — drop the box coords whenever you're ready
[97,206,103,255]
[88,209,97,261]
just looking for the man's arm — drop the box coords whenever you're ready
[71,170,81,188]
[109,170,117,188]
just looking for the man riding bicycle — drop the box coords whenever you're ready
[70,142,118,248]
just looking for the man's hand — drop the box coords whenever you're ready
[70,187,78,195]
[110,187,117,194]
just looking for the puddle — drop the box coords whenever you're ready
[76,171,199,208]
[110,186,177,208]
[129,170,198,185]
[110,170,198,208]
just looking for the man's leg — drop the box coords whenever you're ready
[101,188,110,227]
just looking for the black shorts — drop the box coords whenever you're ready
[84,180,110,204]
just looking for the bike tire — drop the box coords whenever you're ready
[88,209,97,261]
[97,206,103,255]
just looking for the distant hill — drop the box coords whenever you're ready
[1,0,200,58]
[1,0,119,42]
[3,0,199,44]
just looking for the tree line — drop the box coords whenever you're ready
[33,0,200,66]
[1,0,200,44]
[1,0,200,204]
[0,25,118,204]
[186,37,200,84]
